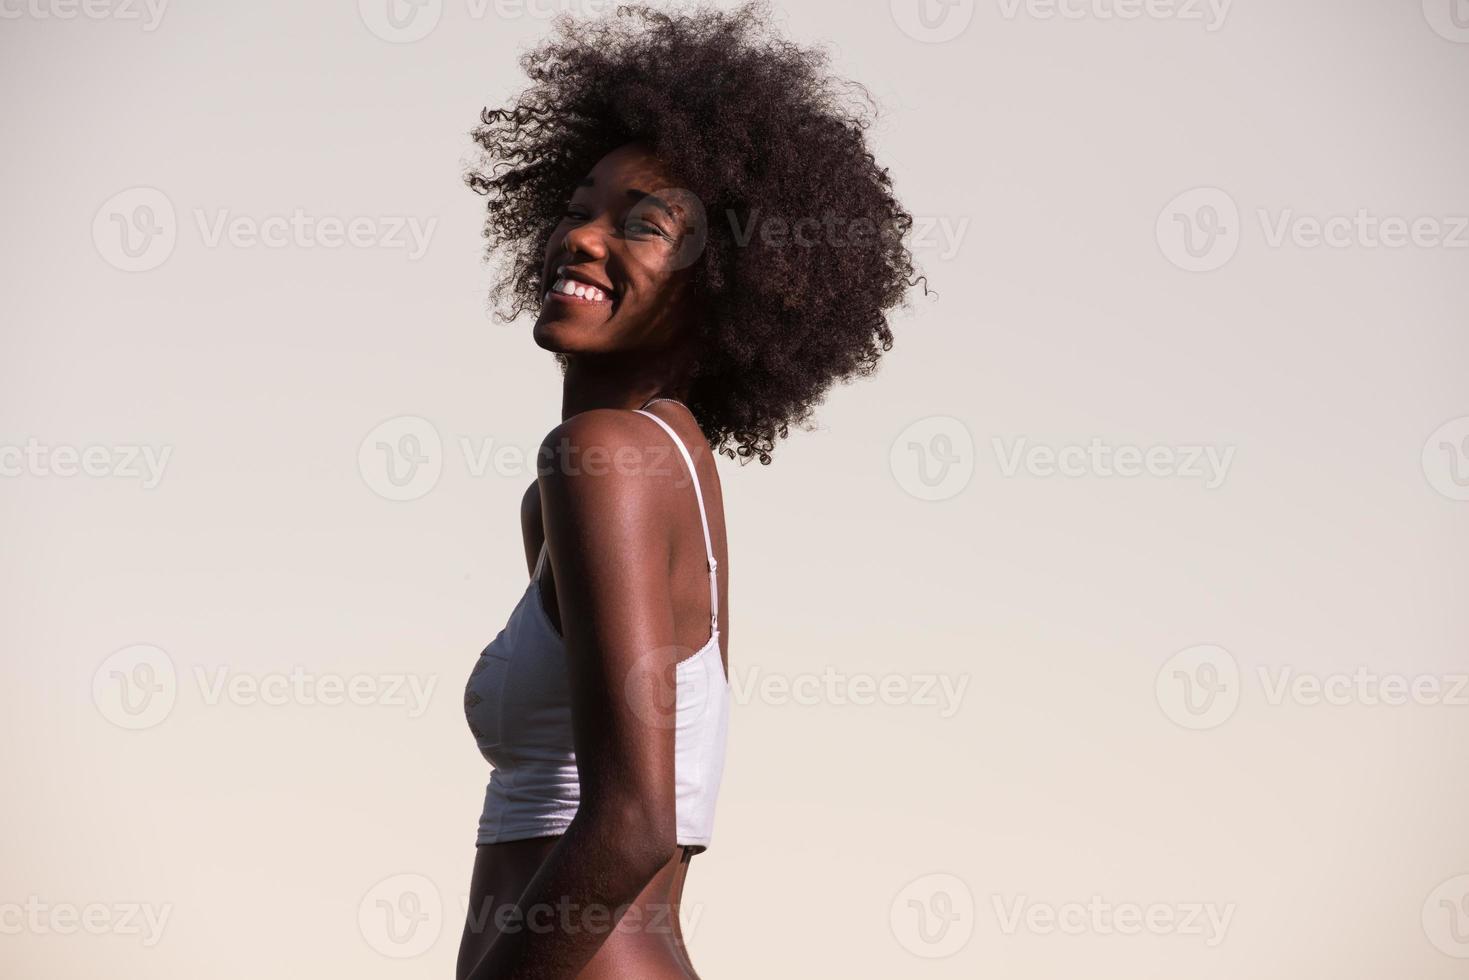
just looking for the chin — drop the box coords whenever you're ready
[532,310,616,355]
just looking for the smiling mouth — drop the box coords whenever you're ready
[545,275,614,305]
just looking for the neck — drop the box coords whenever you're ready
[559,348,691,421]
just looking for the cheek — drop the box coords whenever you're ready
[619,235,687,277]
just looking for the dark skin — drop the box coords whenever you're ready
[458,142,731,980]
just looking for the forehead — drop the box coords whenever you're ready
[578,141,673,189]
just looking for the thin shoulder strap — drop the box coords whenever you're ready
[633,408,720,634]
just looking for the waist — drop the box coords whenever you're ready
[458,838,700,980]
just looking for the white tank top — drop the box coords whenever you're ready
[464,404,730,853]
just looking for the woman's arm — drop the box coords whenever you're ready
[467,409,683,979]
[519,478,545,578]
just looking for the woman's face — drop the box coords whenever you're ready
[532,142,703,356]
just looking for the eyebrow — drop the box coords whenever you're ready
[574,178,679,219]
[627,189,675,215]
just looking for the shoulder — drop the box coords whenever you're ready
[536,409,682,513]
[538,408,651,458]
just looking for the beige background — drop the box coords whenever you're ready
[3,0,1468,976]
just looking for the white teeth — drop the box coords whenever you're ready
[551,277,609,301]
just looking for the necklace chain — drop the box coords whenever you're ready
[641,395,690,413]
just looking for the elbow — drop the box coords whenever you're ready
[587,793,678,879]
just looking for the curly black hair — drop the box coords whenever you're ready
[466,1,919,464]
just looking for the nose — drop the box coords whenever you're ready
[561,216,609,262]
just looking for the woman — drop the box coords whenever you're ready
[459,5,917,977]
